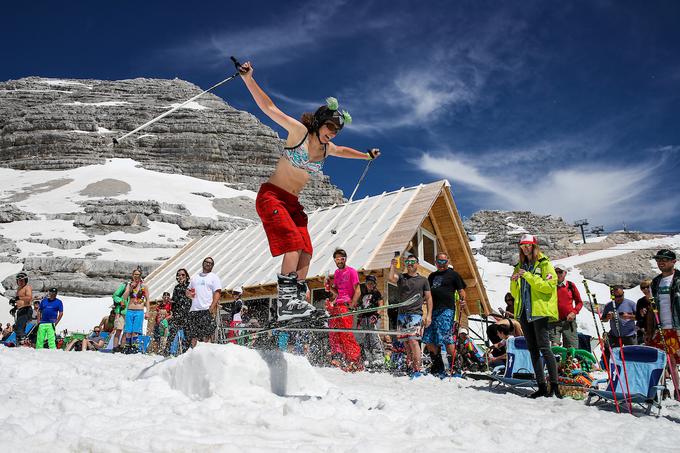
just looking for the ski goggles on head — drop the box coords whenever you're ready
[435,259,448,265]
[404,259,417,266]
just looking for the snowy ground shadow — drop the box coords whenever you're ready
[257,349,288,396]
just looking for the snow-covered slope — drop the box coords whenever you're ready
[1,344,678,452]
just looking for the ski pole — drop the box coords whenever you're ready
[582,280,620,413]
[112,56,244,145]
[609,286,633,414]
[649,296,680,400]
[330,158,374,235]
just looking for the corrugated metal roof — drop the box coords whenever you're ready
[145,180,445,300]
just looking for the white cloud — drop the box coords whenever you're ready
[417,151,677,229]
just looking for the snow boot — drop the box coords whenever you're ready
[548,382,563,399]
[529,383,549,398]
[277,273,316,321]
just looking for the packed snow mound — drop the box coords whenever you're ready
[144,343,332,399]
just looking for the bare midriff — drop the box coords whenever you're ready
[267,157,313,196]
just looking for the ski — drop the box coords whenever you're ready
[223,326,417,336]
[223,295,421,343]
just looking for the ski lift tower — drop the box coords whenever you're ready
[574,219,589,244]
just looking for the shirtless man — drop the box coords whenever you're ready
[14,272,33,345]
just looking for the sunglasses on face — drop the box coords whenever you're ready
[519,244,533,249]
[405,260,417,265]
[436,259,448,265]
[556,270,565,274]
[641,286,650,290]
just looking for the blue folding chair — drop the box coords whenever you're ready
[488,336,539,394]
[586,345,667,416]
[2,332,17,346]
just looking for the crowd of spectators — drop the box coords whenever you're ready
[3,245,678,397]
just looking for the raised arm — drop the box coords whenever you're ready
[327,144,381,160]
[238,62,306,137]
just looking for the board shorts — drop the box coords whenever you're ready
[187,309,216,339]
[256,183,312,257]
[397,313,422,341]
[422,308,454,346]
[649,328,680,362]
[124,309,144,334]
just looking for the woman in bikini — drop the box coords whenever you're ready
[238,61,380,321]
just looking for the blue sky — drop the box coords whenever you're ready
[3,1,680,232]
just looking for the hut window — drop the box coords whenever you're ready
[422,229,436,265]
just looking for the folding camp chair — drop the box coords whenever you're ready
[2,332,17,346]
[488,336,539,394]
[586,345,667,417]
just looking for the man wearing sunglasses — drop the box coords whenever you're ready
[601,285,637,350]
[186,257,222,348]
[548,264,583,349]
[649,249,680,399]
[423,253,466,377]
[388,253,432,379]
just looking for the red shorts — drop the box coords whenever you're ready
[256,183,313,257]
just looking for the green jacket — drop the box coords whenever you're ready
[510,253,558,322]
[112,283,129,315]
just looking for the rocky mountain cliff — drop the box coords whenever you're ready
[0,76,344,209]
[0,76,348,298]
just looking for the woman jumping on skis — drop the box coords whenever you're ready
[237,61,380,322]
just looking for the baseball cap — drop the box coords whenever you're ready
[48,287,58,293]
[554,263,568,272]
[519,234,538,245]
[653,249,676,260]
[458,327,469,336]
[233,286,243,294]
[365,275,377,283]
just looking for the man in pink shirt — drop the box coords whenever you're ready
[326,248,362,371]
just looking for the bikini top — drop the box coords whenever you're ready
[283,132,326,174]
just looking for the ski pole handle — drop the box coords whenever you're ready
[230,56,243,73]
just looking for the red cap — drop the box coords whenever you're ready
[519,234,538,245]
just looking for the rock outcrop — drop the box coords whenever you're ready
[1,258,160,297]
[0,76,344,209]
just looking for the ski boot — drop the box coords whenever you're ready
[276,273,316,322]
[529,383,549,398]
